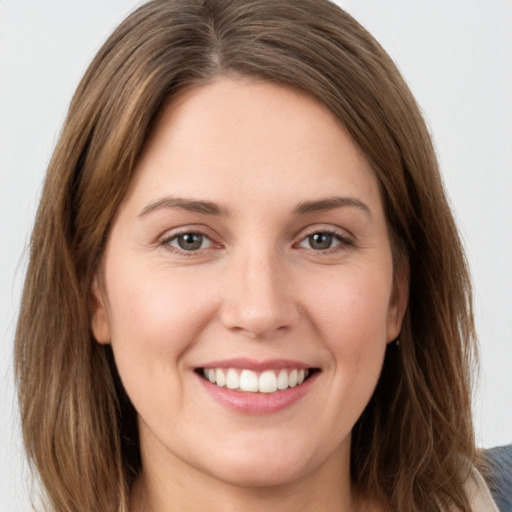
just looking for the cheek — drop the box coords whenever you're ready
[303,265,392,352]
[105,262,217,365]
[104,264,220,423]
[288,268,392,456]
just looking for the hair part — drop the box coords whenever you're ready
[15,1,477,510]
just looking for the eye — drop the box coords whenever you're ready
[297,230,352,251]
[304,232,336,250]
[166,232,213,251]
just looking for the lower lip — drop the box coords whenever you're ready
[196,371,318,415]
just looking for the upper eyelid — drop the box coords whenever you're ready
[295,224,353,240]
[158,225,218,241]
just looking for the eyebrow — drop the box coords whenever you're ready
[293,196,372,217]
[138,195,371,218]
[138,197,231,217]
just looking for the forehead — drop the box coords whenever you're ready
[122,78,381,216]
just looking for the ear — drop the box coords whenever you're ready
[386,263,409,343]
[90,274,112,344]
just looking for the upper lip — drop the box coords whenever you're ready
[198,358,315,371]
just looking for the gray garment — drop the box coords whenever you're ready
[485,445,512,512]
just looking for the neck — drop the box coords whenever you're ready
[132,475,361,512]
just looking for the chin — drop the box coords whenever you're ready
[193,437,323,488]
[205,458,309,488]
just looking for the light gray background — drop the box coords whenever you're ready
[1,1,511,510]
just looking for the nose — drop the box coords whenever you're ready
[219,249,301,339]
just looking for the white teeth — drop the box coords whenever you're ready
[215,369,226,387]
[240,369,259,392]
[277,369,288,390]
[225,368,240,389]
[259,370,277,393]
[202,367,312,393]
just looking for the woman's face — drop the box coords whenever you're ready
[91,79,407,489]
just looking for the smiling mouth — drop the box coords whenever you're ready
[197,367,318,394]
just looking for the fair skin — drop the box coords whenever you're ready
[91,78,407,512]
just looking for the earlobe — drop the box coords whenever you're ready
[90,275,112,344]
[386,265,409,343]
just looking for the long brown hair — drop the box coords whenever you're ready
[15,1,477,510]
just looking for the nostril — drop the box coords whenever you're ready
[220,303,300,339]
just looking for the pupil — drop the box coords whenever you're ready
[178,233,202,250]
[310,233,332,250]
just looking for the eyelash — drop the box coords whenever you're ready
[295,228,354,254]
[159,230,219,256]
[158,227,354,256]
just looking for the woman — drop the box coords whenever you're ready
[14,0,500,510]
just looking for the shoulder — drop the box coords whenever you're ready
[484,444,512,512]
[461,464,500,512]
